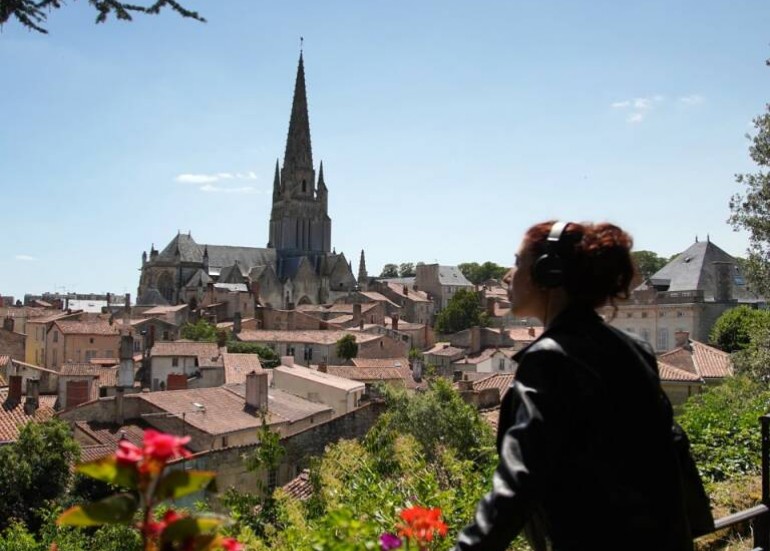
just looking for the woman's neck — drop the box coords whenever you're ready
[542,289,571,328]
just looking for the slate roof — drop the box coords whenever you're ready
[137,287,169,307]
[184,269,213,288]
[658,340,733,380]
[214,283,248,293]
[156,233,277,272]
[437,266,473,287]
[644,240,753,299]
[0,388,56,442]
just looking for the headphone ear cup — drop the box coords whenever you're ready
[532,254,564,288]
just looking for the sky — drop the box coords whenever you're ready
[2,1,769,301]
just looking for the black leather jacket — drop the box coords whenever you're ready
[454,307,694,551]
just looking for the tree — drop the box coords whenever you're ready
[729,60,770,295]
[399,262,416,277]
[631,250,668,279]
[458,261,508,285]
[1,0,204,34]
[435,288,487,334]
[179,318,217,342]
[226,341,280,368]
[335,334,358,361]
[379,264,399,278]
[709,305,770,353]
[0,419,79,531]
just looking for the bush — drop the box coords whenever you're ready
[710,306,770,353]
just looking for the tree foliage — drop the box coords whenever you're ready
[179,319,218,342]
[458,262,508,285]
[709,306,770,353]
[335,334,358,361]
[0,420,79,532]
[1,0,205,34]
[379,264,399,278]
[398,263,416,277]
[631,250,668,279]
[679,376,770,482]
[729,61,770,295]
[226,341,280,368]
[435,288,487,334]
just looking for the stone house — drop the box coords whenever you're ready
[57,363,118,410]
[4,359,59,394]
[452,347,517,375]
[272,361,365,417]
[148,342,222,391]
[371,281,434,325]
[415,264,474,311]
[138,304,190,326]
[47,319,121,370]
[0,316,25,362]
[24,310,82,367]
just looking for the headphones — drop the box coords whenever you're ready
[532,221,570,288]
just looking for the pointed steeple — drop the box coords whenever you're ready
[283,51,313,175]
[272,158,281,199]
[318,160,326,190]
[358,249,368,288]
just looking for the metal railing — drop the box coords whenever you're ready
[696,415,770,550]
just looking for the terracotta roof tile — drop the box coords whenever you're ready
[221,353,263,384]
[74,420,147,448]
[80,444,115,462]
[692,341,734,379]
[237,329,380,346]
[282,469,313,501]
[384,282,431,302]
[151,342,222,368]
[142,305,189,315]
[507,327,544,341]
[60,364,119,387]
[351,357,409,368]
[0,389,56,442]
[472,373,515,397]
[325,366,404,382]
[55,319,120,336]
[426,345,465,358]
[658,360,703,383]
[480,407,501,432]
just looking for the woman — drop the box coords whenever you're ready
[454,221,705,551]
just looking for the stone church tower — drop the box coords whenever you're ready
[268,52,332,254]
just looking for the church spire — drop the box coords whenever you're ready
[283,51,313,175]
[317,160,326,190]
[358,249,368,288]
[272,158,281,199]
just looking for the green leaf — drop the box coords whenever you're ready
[76,455,138,489]
[57,493,138,526]
[161,515,226,544]
[155,469,216,500]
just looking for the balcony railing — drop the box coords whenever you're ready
[696,414,770,549]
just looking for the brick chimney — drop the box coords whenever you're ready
[2,316,14,333]
[233,312,242,335]
[392,314,399,331]
[245,370,268,413]
[402,285,408,296]
[8,375,22,404]
[470,326,482,354]
[528,326,535,338]
[675,331,691,349]
[24,379,39,415]
[318,361,328,373]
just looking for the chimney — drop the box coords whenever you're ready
[402,285,408,296]
[8,375,22,404]
[470,325,481,354]
[24,379,39,414]
[352,303,362,326]
[392,314,399,331]
[245,370,268,413]
[528,326,535,338]
[119,332,135,388]
[713,262,733,302]
[281,356,294,367]
[233,312,242,335]
[3,316,14,333]
[318,361,328,373]
[486,297,496,317]
[675,331,691,349]
[115,387,125,424]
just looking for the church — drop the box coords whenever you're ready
[136,52,358,309]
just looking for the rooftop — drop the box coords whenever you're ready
[274,364,365,392]
[0,389,56,442]
[237,329,380,346]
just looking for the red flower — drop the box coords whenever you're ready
[162,509,185,525]
[116,440,143,465]
[140,509,185,539]
[397,506,448,546]
[143,429,192,462]
[219,537,244,551]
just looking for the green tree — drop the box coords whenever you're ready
[0,420,79,531]
[631,250,668,279]
[398,262,416,277]
[459,262,507,285]
[709,305,770,353]
[679,376,770,482]
[226,341,280,368]
[179,319,218,342]
[335,334,358,361]
[379,264,399,278]
[729,60,770,295]
[435,288,487,334]
[2,0,204,34]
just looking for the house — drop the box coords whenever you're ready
[0,316,25,362]
[57,363,119,410]
[657,332,734,385]
[139,304,190,326]
[415,264,474,311]
[454,372,515,410]
[657,359,705,409]
[371,281,434,325]
[47,319,121,370]
[0,379,56,444]
[452,347,517,375]
[4,359,59,394]
[148,341,222,391]
[604,238,765,352]
[423,343,466,375]
[324,357,422,394]
[272,360,365,417]
[24,310,82,367]
[235,329,409,366]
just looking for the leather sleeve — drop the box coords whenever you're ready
[454,345,566,551]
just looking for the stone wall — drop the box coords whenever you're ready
[0,328,25,361]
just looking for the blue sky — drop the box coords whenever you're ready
[2,1,769,301]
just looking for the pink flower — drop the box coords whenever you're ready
[379,533,402,550]
[220,537,243,551]
[143,429,192,462]
[116,440,142,465]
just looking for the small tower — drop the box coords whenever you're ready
[358,249,368,290]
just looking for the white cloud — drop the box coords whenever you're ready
[679,94,705,105]
[612,94,664,124]
[175,171,259,184]
[633,98,652,110]
[611,100,631,109]
[15,254,37,261]
[627,112,644,124]
[199,184,257,194]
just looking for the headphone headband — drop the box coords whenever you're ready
[532,221,571,288]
